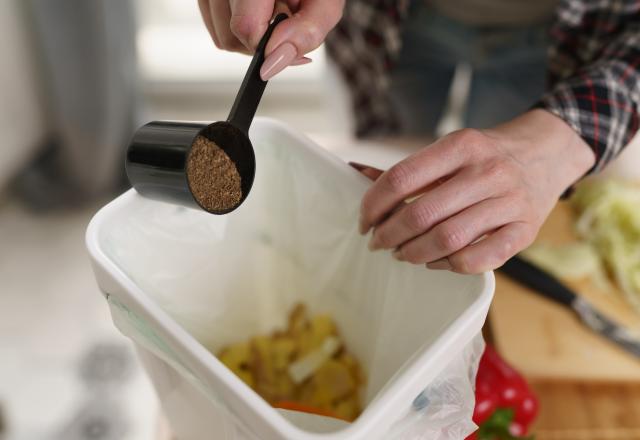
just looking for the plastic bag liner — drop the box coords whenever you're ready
[87,118,493,439]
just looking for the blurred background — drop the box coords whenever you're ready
[0,1,355,439]
[2,1,640,439]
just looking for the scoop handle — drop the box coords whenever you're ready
[227,13,288,134]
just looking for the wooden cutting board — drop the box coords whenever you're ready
[490,202,640,381]
[531,382,640,439]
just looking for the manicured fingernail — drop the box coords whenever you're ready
[349,162,368,171]
[426,258,452,270]
[392,249,403,261]
[290,56,312,66]
[368,236,381,251]
[260,42,297,80]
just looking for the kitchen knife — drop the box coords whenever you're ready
[499,255,640,358]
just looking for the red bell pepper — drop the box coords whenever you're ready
[466,345,539,439]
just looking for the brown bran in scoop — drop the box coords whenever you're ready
[187,136,242,212]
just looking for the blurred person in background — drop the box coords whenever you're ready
[3,0,138,211]
[198,0,639,274]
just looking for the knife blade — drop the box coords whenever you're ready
[499,255,640,358]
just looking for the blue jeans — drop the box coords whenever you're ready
[389,2,549,135]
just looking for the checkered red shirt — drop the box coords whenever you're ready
[325,0,640,172]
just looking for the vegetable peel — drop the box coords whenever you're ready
[571,180,640,313]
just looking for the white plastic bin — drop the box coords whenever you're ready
[86,118,494,440]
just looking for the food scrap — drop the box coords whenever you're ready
[520,241,611,292]
[520,180,640,313]
[216,304,365,421]
[572,180,640,312]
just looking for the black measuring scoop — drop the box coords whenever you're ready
[125,13,288,214]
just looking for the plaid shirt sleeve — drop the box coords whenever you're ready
[326,0,640,172]
[537,0,640,173]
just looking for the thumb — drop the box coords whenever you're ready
[229,0,276,51]
[260,0,344,80]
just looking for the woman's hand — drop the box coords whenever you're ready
[197,0,344,80]
[358,109,596,274]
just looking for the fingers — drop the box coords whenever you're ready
[198,0,328,70]
[356,127,544,275]
[261,0,345,79]
[200,0,272,53]
[359,136,472,235]
[392,196,521,265]
[435,222,535,274]
[229,0,275,50]
[198,0,219,46]
[368,166,503,251]
[210,0,249,53]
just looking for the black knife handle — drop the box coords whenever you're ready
[499,256,577,306]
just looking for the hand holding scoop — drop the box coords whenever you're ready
[126,13,288,214]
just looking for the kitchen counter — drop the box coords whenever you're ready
[531,382,640,439]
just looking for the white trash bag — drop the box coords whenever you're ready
[88,118,493,440]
